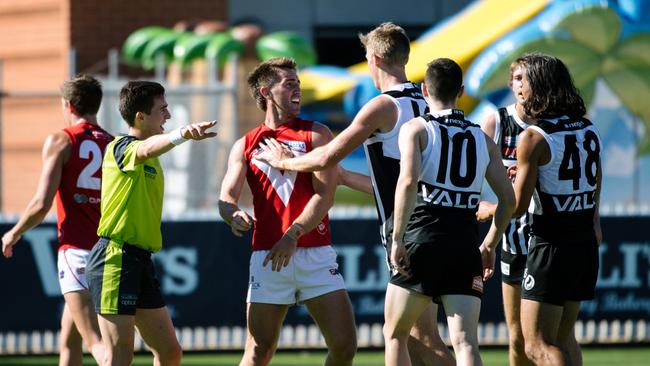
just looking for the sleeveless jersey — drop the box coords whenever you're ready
[363,82,428,245]
[494,105,532,255]
[529,116,601,242]
[57,122,113,251]
[244,119,331,251]
[404,109,489,245]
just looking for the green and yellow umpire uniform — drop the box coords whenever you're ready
[86,135,166,315]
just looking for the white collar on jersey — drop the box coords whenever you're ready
[385,81,417,92]
[429,108,464,118]
[506,104,532,129]
[541,115,570,124]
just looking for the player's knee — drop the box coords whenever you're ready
[383,322,410,342]
[329,335,357,361]
[103,349,133,366]
[448,332,478,353]
[509,332,526,355]
[524,340,544,362]
[248,339,276,363]
[156,340,182,365]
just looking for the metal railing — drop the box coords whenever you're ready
[0,49,239,214]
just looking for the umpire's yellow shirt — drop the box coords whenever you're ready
[97,135,164,252]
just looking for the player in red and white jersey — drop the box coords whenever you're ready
[219,58,356,366]
[57,120,112,251]
[243,118,331,251]
[2,75,110,365]
[253,23,453,366]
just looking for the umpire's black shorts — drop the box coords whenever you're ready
[86,237,165,315]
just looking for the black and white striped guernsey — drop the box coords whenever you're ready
[363,82,428,245]
[529,116,602,242]
[494,105,532,255]
[403,109,489,245]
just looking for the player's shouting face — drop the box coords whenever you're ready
[140,95,172,136]
[266,68,301,120]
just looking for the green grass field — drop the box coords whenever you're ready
[1,347,649,365]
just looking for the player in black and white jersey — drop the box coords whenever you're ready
[511,53,602,366]
[476,60,535,366]
[384,58,514,366]
[256,23,454,366]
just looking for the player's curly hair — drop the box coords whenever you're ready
[359,22,410,67]
[516,53,586,119]
[247,57,297,111]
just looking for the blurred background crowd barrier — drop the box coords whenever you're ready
[0,217,648,354]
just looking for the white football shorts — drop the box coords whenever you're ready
[57,248,90,294]
[247,245,346,304]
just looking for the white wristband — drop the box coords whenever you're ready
[169,127,188,146]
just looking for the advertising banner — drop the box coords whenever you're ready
[1,218,648,334]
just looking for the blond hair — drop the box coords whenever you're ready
[359,22,410,66]
[247,57,297,111]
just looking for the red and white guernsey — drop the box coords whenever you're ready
[57,121,113,251]
[244,119,331,251]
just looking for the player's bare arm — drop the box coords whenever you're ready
[218,137,254,237]
[337,166,373,194]
[263,122,337,271]
[2,132,71,258]
[480,111,497,140]
[594,159,603,245]
[135,120,218,164]
[390,119,425,277]
[476,111,498,223]
[255,96,397,171]
[479,135,515,280]
[512,128,549,217]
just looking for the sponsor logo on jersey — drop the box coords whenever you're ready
[523,272,535,291]
[317,222,327,235]
[76,267,85,275]
[329,268,341,276]
[551,191,596,212]
[119,293,137,307]
[501,261,510,276]
[472,276,484,293]
[249,276,260,290]
[144,165,157,179]
[443,118,469,127]
[59,270,65,279]
[564,121,585,128]
[281,140,307,153]
[421,184,481,209]
[73,193,100,204]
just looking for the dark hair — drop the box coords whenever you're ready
[247,57,297,111]
[119,81,166,126]
[517,53,586,119]
[60,74,102,115]
[424,58,463,105]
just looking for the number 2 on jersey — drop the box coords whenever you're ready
[77,140,102,190]
[558,130,600,190]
